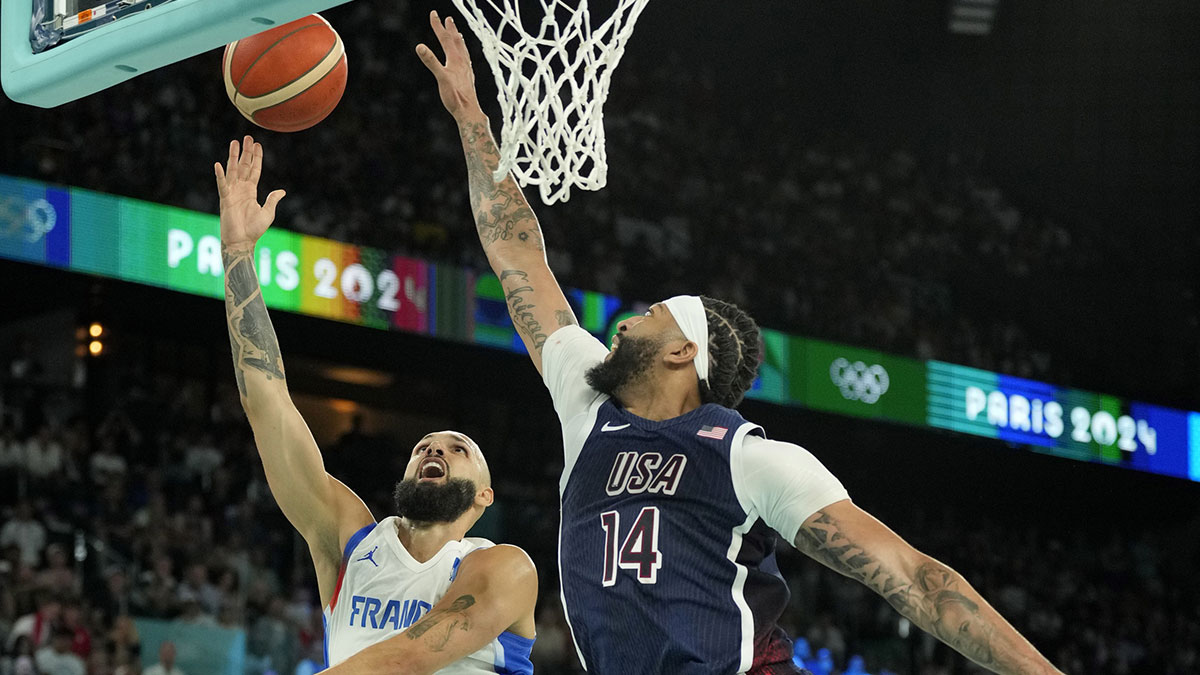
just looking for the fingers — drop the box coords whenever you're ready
[248,142,263,185]
[415,42,443,73]
[429,11,469,65]
[214,162,226,196]
[263,189,286,221]
[225,139,240,182]
[221,136,265,188]
[445,17,470,64]
[238,134,256,178]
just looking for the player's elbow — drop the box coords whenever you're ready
[484,243,547,273]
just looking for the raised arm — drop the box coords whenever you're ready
[417,11,577,375]
[322,545,538,674]
[793,500,1063,675]
[217,137,373,605]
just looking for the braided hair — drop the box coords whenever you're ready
[697,296,761,409]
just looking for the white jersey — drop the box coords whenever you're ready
[322,516,534,674]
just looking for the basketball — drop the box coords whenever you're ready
[222,14,348,133]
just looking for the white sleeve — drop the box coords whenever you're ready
[732,435,850,544]
[540,325,610,423]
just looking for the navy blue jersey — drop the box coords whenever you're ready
[559,400,806,675]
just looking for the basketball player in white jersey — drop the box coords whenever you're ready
[215,136,537,674]
[417,13,1063,675]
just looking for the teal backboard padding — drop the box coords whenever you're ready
[2,0,355,108]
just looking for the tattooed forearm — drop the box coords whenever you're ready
[223,245,285,397]
[556,309,578,328]
[794,512,1052,674]
[404,595,475,651]
[500,270,549,352]
[459,121,543,253]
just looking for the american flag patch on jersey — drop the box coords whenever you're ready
[696,425,728,440]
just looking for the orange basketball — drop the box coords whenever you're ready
[222,14,348,133]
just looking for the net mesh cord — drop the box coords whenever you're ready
[449,0,650,204]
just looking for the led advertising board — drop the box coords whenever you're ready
[2,174,1198,483]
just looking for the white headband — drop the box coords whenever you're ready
[662,295,710,384]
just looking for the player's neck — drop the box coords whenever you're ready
[618,373,703,421]
[395,518,469,563]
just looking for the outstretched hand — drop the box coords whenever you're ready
[416,11,484,121]
[214,136,286,248]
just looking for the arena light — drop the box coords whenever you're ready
[88,322,103,337]
[319,365,394,388]
[948,0,998,36]
[87,339,103,356]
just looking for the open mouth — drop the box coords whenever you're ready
[418,458,447,481]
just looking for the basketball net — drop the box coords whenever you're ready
[449,0,651,204]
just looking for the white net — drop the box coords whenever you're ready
[449,0,651,204]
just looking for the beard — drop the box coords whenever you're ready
[585,334,662,400]
[392,477,478,524]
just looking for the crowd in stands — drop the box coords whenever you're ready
[0,346,330,675]
[2,0,1141,390]
[2,333,1199,674]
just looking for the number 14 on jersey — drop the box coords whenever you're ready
[600,507,663,586]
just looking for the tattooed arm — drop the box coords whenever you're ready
[417,11,576,375]
[323,545,538,674]
[793,500,1063,675]
[216,137,373,608]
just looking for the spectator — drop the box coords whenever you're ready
[142,641,184,675]
[106,615,141,669]
[175,563,220,618]
[5,336,43,381]
[86,648,112,675]
[91,567,132,622]
[530,602,574,671]
[247,597,298,675]
[182,433,221,489]
[176,599,215,628]
[806,613,846,666]
[35,543,77,595]
[59,599,91,659]
[6,592,61,651]
[0,501,46,568]
[34,628,86,675]
[131,555,176,620]
[88,435,128,489]
[0,423,23,496]
[6,635,38,675]
[23,425,64,485]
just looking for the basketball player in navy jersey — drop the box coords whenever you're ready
[418,13,1064,675]
[215,136,537,674]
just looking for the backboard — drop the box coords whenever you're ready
[3,0,355,108]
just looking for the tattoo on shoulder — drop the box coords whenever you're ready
[555,310,577,327]
[499,270,549,352]
[404,594,476,651]
[795,510,999,668]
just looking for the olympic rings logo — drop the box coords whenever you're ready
[0,197,57,243]
[829,358,890,404]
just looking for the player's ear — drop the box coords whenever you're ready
[663,339,698,367]
[476,486,495,508]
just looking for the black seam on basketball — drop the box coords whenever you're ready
[251,68,345,130]
[243,37,341,105]
[234,21,328,95]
